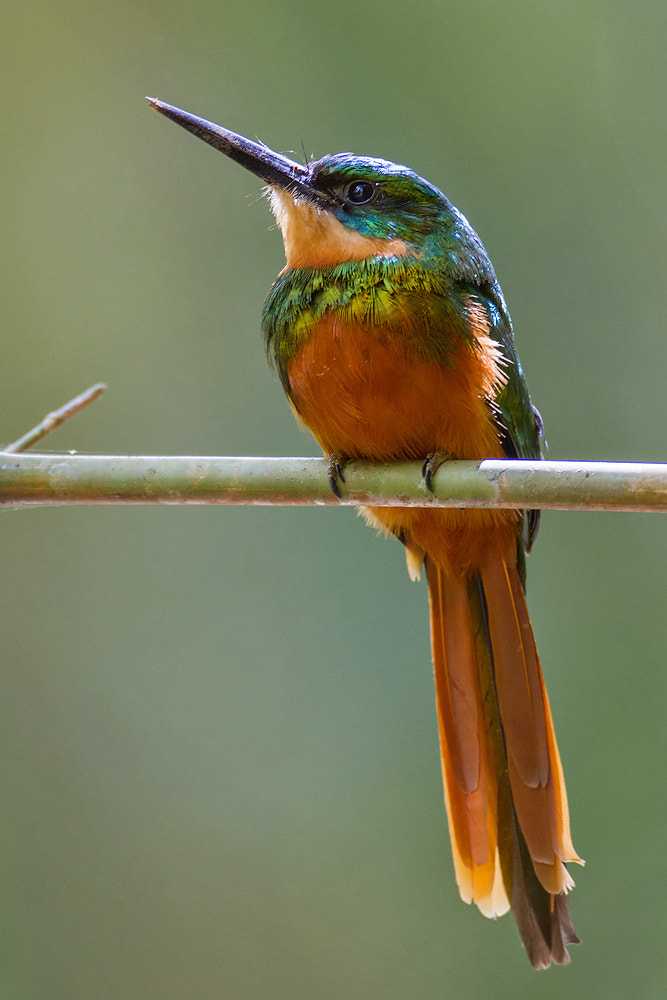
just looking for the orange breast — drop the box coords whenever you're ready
[286,314,505,462]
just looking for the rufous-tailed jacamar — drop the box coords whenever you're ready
[148,97,583,968]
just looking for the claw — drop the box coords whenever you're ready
[422,451,448,493]
[327,453,346,498]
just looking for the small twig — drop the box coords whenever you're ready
[4,383,107,454]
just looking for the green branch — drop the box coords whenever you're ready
[1,453,665,511]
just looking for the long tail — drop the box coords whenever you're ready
[425,542,583,968]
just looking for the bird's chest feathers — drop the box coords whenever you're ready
[285,313,506,461]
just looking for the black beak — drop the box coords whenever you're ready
[147,98,337,210]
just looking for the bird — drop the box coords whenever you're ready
[147,97,583,968]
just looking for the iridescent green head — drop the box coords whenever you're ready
[302,152,449,242]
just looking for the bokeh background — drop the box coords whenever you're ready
[3,2,666,997]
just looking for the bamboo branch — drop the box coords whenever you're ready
[0,453,665,511]
[3,384,107,454]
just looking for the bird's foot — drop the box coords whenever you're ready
[421,451,449,493]
[327,452,347,498]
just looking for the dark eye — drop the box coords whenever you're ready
[344,180,376,205]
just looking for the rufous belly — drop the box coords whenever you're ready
[286,315,519,573]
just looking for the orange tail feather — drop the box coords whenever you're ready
[426,542,582,967]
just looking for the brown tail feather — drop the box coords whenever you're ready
[426,545,582,967]
[427,560,509,916]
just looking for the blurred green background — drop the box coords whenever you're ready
[2,1,666,997]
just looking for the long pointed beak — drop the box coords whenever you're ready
[147,98,337,209]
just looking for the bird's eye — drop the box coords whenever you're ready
[344,180,376,205]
